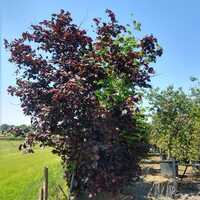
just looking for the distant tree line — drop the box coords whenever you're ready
[0,124,32,137]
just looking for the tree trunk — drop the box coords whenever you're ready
[167,135,172,159]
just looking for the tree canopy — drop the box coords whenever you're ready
[148,85,200,161]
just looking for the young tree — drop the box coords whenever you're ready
[5,10,162,198]
[189,77,200,160]
[148,86,199,161]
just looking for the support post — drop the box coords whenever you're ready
[43,167,48,200]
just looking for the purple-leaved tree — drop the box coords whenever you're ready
[5,9,162,198]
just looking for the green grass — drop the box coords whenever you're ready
[0,139,66,200]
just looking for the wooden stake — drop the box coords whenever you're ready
[43,167,48,200]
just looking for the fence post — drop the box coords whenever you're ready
[43,167,48,200]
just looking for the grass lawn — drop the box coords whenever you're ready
[0,139,66,200]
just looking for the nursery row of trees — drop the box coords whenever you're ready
[147,77,200,162]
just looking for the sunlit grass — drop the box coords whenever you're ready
[0,139,66,200]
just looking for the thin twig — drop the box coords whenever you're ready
[57,184,68,199]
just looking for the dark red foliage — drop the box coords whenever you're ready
[5,10,162,197]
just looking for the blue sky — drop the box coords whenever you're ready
[1,0,200,125]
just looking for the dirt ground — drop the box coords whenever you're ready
[138,156,200,200]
